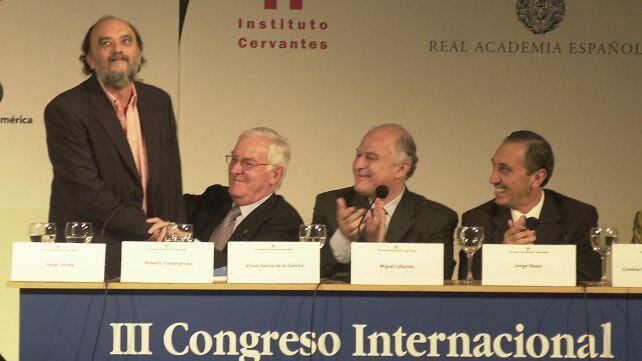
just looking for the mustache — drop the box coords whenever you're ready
[108,53,129,62]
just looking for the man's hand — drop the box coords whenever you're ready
[364,198,386,242]
[336,198,366,241]
[503,216,536,245]
[146,217,171,242]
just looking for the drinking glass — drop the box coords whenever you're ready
[28,223,57,243]
[299,224,327,247]
[589,226,618,285]
[456,226,484,284]
[164,223,194,242]
[65,222,93,243]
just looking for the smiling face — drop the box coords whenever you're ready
[489,141,545,213]
[86,18,142,89]
[352,128,409,202]
[228,135,283,206]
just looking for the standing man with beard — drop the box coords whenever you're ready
[44,16,185,278]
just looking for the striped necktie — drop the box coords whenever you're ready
[210,205,241,251]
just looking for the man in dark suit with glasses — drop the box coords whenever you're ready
[150,127,302,269]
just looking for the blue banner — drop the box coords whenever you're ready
[20,289,641,360]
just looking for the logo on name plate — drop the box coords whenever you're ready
[264,0,302,10]
[516,0,565,34]
[0,81,4,103]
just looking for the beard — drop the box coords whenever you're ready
[94,53,140,90]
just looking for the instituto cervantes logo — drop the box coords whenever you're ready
[264,0,302,10]
[516,0,565,35]
[236,0,328,50]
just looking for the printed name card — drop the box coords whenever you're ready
[612,244,642,287]
[11,242,105,282]
[351,243,444,285]
[227,242,320,284]
[482,244,576,286]
[120,241,214,283]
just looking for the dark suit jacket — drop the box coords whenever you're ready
[458,189,601,282]
[184,185,303,268]
[44,75,185,278]
[312,186,458,279]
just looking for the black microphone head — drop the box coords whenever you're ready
[525,217,540,231]
[375,185,389,199]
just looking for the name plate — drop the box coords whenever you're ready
[351,243,444,285]
[482,244,576,286]
[612,244,642,287]
[11,242,105,282]
[227,242,320,284]
[120,241,214,283]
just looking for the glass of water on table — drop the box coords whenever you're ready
[28,223,57,243]
[65,222,93,243]
[299,224,327,247]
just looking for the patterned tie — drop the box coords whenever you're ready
[210,205,241,251]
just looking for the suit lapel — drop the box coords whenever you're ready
[136,84,161,193]
[204,198,233,241]
[536,191,565,244]
[385,191,416,242]
[229,194,278,242]
[349,189,369,210]
[86,76,140,181]
[490,206,511,243]
[348,190,370,242]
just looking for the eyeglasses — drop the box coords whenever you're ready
[225,155,270,171]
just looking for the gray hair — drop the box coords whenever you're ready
[239,127,291,172]
[368,123,418,178]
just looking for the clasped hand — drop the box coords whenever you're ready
[503,215,536,245]
[146,217,173,241]
[336,198,386,243]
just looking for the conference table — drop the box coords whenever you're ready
[8,281,642,360]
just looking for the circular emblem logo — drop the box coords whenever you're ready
[0,81,3,103]
[516,0,565,35]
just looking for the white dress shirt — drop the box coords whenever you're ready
[233,193,273,230]
[510,190,545,223]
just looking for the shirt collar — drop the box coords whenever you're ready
[97,78,138,110]
[510,190,545,223]
[370,186,405,217]
[236,193,273,218]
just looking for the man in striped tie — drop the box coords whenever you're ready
[151,128,302,270]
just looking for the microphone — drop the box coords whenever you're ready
[374,185,389,200]
[100,192,138,241]
[525,217,540,231]
[356,185,389,241]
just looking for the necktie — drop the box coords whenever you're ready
[210,205,241,251]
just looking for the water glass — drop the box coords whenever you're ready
[65,222,93,243]
[589,226,618,285]
[164,223,194,242]
[456,226,484,284]
[28,223,57,243]
[299,224,327,247]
